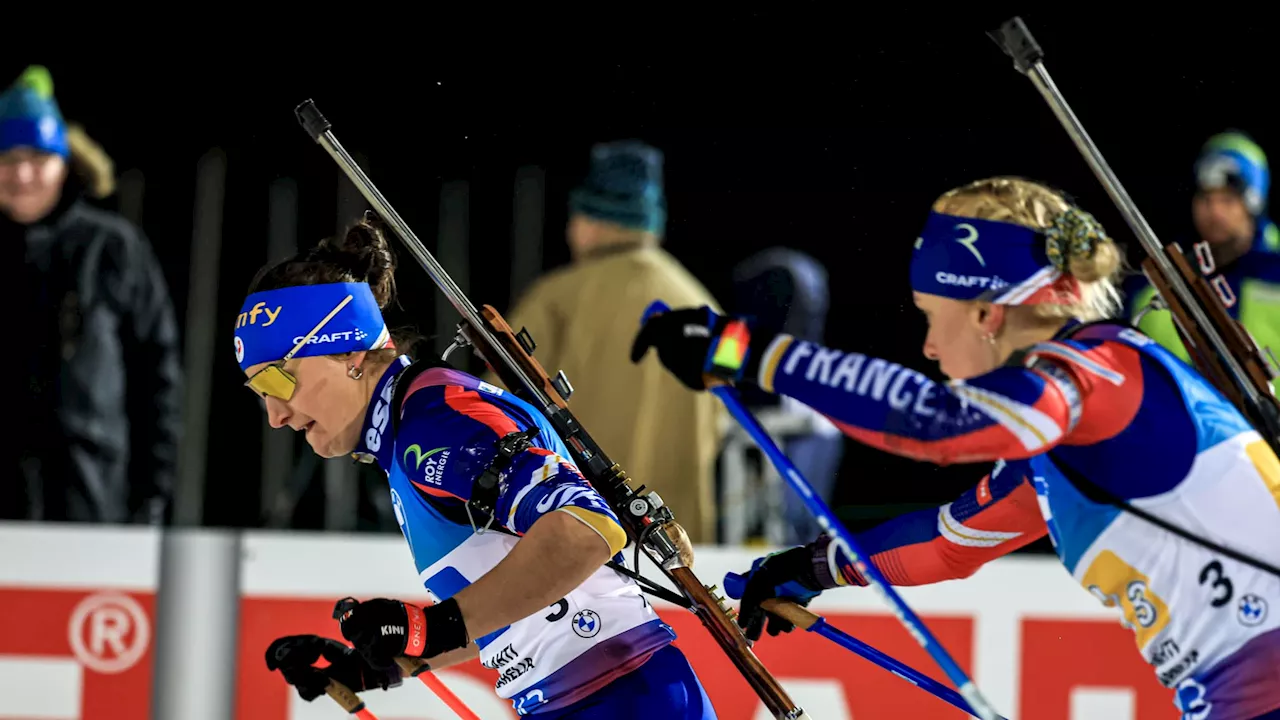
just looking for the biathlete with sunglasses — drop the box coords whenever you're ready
[245,216,716,718]
[632,177,1280,719]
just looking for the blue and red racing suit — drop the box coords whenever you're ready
[352,357,679,716]
[749,321,1280,719]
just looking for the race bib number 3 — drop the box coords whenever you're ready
[1082,549,1171,649]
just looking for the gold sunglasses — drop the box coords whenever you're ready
[244,295,353,401]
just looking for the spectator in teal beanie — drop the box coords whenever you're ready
[496,140,725,543]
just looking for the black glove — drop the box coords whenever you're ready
[264,635,401,702]
[723,545,825,642]
[335,597,469,669]
[630,304,770,391]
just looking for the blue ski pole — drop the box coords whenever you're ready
[640,300,1002,720]
[747,598,1005,719]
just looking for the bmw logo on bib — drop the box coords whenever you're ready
[572,609,601,638]
[1238,593,1268,627]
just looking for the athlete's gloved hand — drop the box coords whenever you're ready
[264,634,401,701]
[630,303,771,390]
[335,597,469,668]
[724,545,825,642]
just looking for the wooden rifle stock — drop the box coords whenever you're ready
[1142,242,1280,451]
[458,305,804,719]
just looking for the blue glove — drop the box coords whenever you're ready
[724,545,824,642]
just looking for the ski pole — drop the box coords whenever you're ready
[642,298,1000,720]
[753,598,1003,719]
[396,658,482,720]
[325,679,380,720]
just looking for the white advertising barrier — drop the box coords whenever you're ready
[0,523,161,720]
[238,531,1174,720]
[0,523,1176,720]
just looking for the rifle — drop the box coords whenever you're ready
[294,101,808,720]
[989,17,1280,459]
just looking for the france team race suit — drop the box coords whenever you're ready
[350,356,711,717]
[754,319,1280,719]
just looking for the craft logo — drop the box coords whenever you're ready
[236,302,281,329]
[934,271,994,288]
[292,330,356,345]
[572,610,601,639]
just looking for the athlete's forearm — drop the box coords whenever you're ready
[419,642,478,671]
[452,510,612,640]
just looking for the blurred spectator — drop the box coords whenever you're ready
[1126,130,1280,389]
[719,248,843,545]
[0,66,181,523]
[496,140,724,543]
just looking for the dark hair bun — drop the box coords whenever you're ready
[319,212,398,308]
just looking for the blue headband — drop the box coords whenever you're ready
[909,211,1073,305]
[233,282,391,371]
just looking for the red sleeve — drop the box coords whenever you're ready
[822,460,1049,588]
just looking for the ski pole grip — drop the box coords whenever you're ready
[987,16,1044,73]
[295,99,332,139]
[396,657,432,677]
[325,679,367,714]
[760,599,820,631]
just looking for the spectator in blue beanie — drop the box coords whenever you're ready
[0,66,182,523]
[495,140,725,542]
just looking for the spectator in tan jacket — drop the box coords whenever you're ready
[497,140,724,543]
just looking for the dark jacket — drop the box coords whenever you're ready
[2,179,182,523]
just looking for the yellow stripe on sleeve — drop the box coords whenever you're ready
[559,507,628,556]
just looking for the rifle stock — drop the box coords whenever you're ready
[1143,243,1280,445]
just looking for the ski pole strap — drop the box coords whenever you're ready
[467,427,541,533]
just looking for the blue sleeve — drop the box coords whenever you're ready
[395,385,625,544]
[752,335,1079,464]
